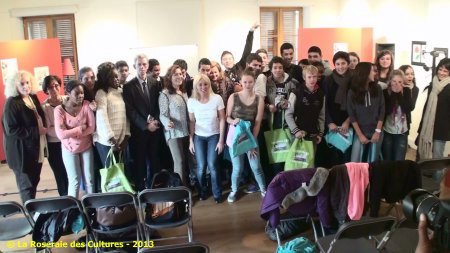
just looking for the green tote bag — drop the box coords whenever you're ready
[264,112,293,164]
[100,149,135,193]
[284,138,315,170]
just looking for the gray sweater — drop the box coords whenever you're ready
[347,85,385,137]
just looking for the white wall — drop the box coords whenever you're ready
[1,0,449,153]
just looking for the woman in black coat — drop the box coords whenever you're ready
[2,70,47,203]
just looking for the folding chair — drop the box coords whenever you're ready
[24,196,90,252]
[81,192,143,252]
[0,201,34,241]
[138,186,193,243]
[374,217,418,253]
[138,242,209,253]
[316,216,397,253]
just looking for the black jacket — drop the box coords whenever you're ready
[383,88,413,132]
[369,160,421,217]
[2,94,46,172]
[122,77,160,135]
[224,31,254,83]
[328,164,350,224]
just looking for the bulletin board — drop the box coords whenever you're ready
[298,28,373,63]
[0,38,62,161]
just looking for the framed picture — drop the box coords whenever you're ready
[433,47,448,65]
[376,43,395,57]
[411,41,426,66]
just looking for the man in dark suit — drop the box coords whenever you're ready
[123,53,162,191]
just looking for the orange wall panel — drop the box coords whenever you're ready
[298,28,373,64]
[0,38,62,160]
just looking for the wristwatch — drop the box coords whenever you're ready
[375,128,382,133]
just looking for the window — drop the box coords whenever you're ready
[260,7,303,63]
[23,14,78,81]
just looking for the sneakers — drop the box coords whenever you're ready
[243,183,260,194]
[227,191,237,203]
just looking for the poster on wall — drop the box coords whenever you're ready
[1,58,19,87]
[411,41,426,66]
[34,66,49,90]
[333,43,348,54]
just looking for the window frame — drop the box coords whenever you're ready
[260,7,303,62]
[23,14,79,79]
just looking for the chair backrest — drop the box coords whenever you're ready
[24,195,83,214]
[139,186,192,205]
[81,191,137,209]
[139,242,209,253]
[335,216,396,240]
[0,201,26,217]
[417,157,450,171]
[81,191,142,240]
[0,201,34,241]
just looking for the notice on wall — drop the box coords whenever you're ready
[333,43,349,54]
[1,58,18,87]
[34,66,49,90]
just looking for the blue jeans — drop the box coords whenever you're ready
[433,140,448,158]
[194,134,221,199]
[229,146,266,193]
[382,132,407,161]
[96,142,115,167]
[350,132,383,163]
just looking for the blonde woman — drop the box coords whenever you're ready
[2,70,47,203]
[188,74,226,203]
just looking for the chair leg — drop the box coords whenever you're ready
[275,227,282,247]
[188,221,194,242]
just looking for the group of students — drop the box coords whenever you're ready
[3,28,450,205]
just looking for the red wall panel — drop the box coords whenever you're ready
[0,38,62,161]
[298,27,373,64]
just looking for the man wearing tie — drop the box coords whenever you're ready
[123,54,162,191]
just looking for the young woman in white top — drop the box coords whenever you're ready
[188,74,225,203]
[94,62,130,167]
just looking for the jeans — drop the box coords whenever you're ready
[62,147,94,198]
[194,134,221,199]
[96,142,119,167]
[433,140,447,159]
[351,132,383,163]
[47,141,68,196]
[382,132,407,161]
[229,146,266,193]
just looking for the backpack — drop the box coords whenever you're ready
[146,170,187,223]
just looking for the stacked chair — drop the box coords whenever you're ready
[0,185,203,253]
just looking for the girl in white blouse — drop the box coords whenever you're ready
[94,62,130,167]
